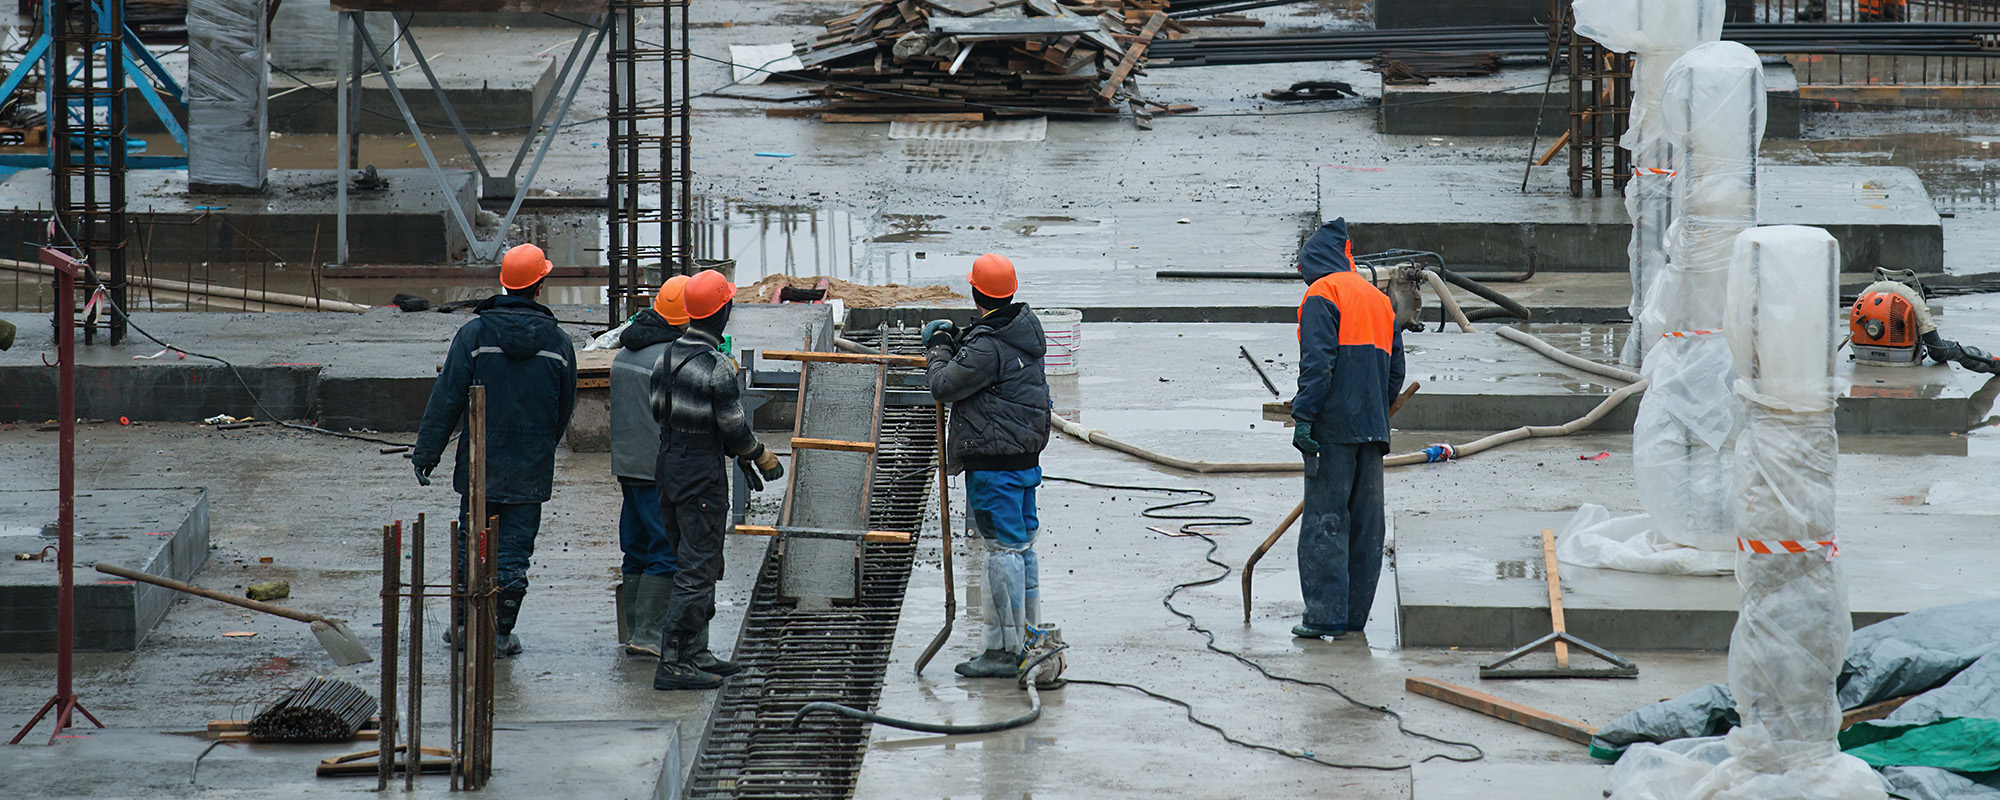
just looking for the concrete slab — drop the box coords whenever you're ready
[0,304,831,431]
[1411,762,1609,800]
[0,720,679,798]
[1321,164,1944,273]
[0,168,478,265]
[0,488,208,651]
[1396,509,2000,650]
[1381,64,1801,140]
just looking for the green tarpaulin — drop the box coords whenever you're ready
[1841,717,2000,772]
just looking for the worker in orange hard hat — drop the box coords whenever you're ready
[609,274,690,659]
[922,252,1053,679]
[413,243,577,658]
[649,269,784,690]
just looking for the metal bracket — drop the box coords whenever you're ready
[335,11,609,264]
[1479,630,1639,680]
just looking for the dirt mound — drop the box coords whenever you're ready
[734,275,963,308]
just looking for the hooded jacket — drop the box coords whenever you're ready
[926,302,1052,472]
[1294,218,1405,448]
[414,294,579,503]
[609,309,681,483]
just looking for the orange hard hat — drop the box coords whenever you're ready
[968,253,1017,298]
[500,244,553,290]
[684,269,736,320]
[654,274,691,325]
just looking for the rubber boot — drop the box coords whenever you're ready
[495,587,526,658]
[954,649,1020,678]
[1291,623,1345,640]
[652,635,723,691]
[615,573,639,646]
[624,574,674,659]
[685,626,741,676]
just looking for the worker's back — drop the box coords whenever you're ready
[1293,218,1404,448]
[413,294,578,503]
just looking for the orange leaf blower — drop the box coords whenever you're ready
[1851,269,1999,373]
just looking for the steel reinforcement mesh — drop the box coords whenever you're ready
[685,331,931,799]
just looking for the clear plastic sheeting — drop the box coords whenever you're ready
[1571,0,1724,362]
[187,0,268,191]
[1555,503,1733,576]
[978,536,1038,654]
[1634,331,1738,552]
[1610,225,1882,800]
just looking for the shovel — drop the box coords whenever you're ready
[913,403,956,676]
[94,562,374,666]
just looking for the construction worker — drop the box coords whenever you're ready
[610,275,689,658]
[651,269,784,690]
[922,253,1052,679]
[413,243,578,658]
[1290,218,1404,641]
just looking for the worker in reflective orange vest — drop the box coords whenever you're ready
[1290,218,1404,640]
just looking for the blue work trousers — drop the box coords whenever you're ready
[1298,442,1386,633]
[618,480,677,577]
[457,496,543,592]
[966,467,1041,653]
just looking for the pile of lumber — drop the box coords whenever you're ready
[790,0,1186,118]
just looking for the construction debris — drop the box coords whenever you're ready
[735,274,966,308]
[248,677,380,742]
[790,0,1186,116]
[1367,50,1502,85]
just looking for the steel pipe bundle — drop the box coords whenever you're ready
[1149,22,2000,66]
[247,677,379,741]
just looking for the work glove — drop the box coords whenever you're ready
[921,319,958,353]
[754,448,785,483]
[737,458,764,492]
[1291,421,1320,457]
[414,463,434,486]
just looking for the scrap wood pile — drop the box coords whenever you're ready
[1366,49,1502,85]
[790,0,1189,118]
[735,274,965,308]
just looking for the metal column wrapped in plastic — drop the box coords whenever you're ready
[1722,227,1880,798]
[187,0,269,191]
[1630,40,1764,555]
[1570,0,1723,362]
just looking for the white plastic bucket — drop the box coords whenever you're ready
[1037,308,1082,376]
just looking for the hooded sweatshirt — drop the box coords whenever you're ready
[926,302,1052,472]
[610,309,681,482]
[413,294,579,503]
[1294,218,1405,448]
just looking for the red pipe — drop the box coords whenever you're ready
[13,247,103,745]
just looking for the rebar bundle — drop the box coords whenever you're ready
[606,0,693,325]
[50,0,131,345]
[248,678,379,741]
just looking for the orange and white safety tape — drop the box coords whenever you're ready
[1738,538,1838,557]
[1660,329,1721,339]
[1633,167,1676,176]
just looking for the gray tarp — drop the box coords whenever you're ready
[1593,599,2000,800]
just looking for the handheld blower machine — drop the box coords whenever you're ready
[1850,268,2000,374]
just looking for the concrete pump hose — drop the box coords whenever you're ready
[1420,269,1480,333]
[1436,268,1533,321]
[1494,326,1642,384]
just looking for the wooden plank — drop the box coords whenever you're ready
[1536,130,1571,166]
[576,377,608,390]
[1842,695,1915,729]
[761,349,928,366]
[821,112,986,123]
[793,437,878,453]
[1406,677,1597,746]
[1097,11,1167,100]
[734,525,912,544]
[930,17,1101,35]
[1542,528,1569,668]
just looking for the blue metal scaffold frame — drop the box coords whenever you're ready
[0,0,190,168]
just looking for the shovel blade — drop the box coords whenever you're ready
[312,620,375,666]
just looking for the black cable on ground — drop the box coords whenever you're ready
[792,646,1069,735]
[1043,475,1485,769]
[43,224,415,449]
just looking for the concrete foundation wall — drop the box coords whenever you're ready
[0,491,209,652]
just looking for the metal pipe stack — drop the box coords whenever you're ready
[247,677,379,741]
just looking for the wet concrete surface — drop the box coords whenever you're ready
[0,421,791,794]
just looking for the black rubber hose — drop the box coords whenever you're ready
[790,647,1068,735]
[1432,267,1534,321]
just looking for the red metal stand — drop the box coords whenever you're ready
[12,247,104,745]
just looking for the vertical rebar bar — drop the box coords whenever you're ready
[379,520,401,791]
[406,512,424,789]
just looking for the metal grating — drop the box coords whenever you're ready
[685,331,933,799]
[606,0,695,325]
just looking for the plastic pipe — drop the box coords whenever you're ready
[1496,326,1642,383]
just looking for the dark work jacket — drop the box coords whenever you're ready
[926,302,1052,472]
[1293,218,1405,448]
[413,295,579,503]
